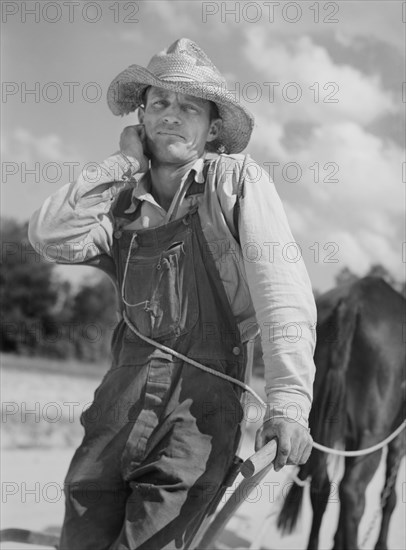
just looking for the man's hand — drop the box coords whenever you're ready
[255,417,313,472]
[119,125,150,173]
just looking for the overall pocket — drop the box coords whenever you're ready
[122,236,198,339]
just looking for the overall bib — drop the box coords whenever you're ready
[59,189,246,550]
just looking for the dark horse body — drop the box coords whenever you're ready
[278,277,405,550]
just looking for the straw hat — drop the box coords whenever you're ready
[107,38,254,154]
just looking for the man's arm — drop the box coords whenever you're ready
[28,127,148,263]
[227,156,316,470]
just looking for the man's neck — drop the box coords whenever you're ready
[149,158,201,211]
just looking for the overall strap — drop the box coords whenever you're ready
[233,154,249,245]
[112,187,141,225]
[76,189,141,281]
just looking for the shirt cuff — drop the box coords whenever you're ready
[103,152,141,183]
[72,153,141,207]
[117,152,141,180]
[264,399,310,430]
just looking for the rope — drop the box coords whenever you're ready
[288,471,310,487]
[360,448,403,548]
[312,421,406,457]
[123,312,405,460]
[122,311,266,407]
[121,233,139,307]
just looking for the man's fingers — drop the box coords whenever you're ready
[287,442,307,465]
[288,434,313,465]
[260,418,313,471]
[274,432,291,472]
[254,427,264,452]
[286,440,301,466]
[299,438,313,464]
[119,124,150,171]
[135,124,146,140]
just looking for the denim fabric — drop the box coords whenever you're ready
[111,207,245,370]
[59,208,245,550]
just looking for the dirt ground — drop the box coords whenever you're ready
[1,444,405,549]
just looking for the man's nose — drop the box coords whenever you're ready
[163,104,182,124]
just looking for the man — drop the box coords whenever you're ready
[29,38,316,550]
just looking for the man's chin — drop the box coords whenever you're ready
[152,144,199,164]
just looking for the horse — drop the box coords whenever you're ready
[277,276,405,550]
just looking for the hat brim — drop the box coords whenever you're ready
[107,65,254,154]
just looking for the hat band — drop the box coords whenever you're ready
[158,73,196,81]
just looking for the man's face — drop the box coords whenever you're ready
[138,87,221,164]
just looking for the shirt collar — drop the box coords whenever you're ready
[124,157,206,213]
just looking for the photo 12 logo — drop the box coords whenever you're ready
[1,1,141,24]
[2,81,103,104]
[202,2,340,24]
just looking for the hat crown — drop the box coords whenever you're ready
[146,38,226,85]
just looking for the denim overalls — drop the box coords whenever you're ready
[59,173,247,550]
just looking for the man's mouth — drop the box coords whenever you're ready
[157,131,185,140]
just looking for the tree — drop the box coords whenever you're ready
[70,276,118,362]
[0,218,59,352]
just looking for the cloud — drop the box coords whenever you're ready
[243,31,398,127]
[241,31,404,285]
[282,121,402,280]
[290,122,402,226]
[333,2,404,52]
[2,128,84,224]
[141,1,199,36]
[117,30,147,48]
[5,127,80,164]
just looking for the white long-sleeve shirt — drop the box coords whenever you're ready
[29,152,317,428]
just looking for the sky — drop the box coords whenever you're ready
[1,0,405,292]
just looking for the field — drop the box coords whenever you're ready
[1,353,405,549]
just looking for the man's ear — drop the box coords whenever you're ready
[206,118,222,143]
[138,106,145,124]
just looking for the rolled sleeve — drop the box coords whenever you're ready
[28,153,141,263]
[238,159,317,428]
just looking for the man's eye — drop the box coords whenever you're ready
[152,100,165,107]
[185,105,198,112]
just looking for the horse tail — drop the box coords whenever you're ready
[276,462,310,533]
[277,294,359,534]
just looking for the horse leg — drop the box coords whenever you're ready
[333,449,382,550]
[374,436,405,550]
[307,459,331,550]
